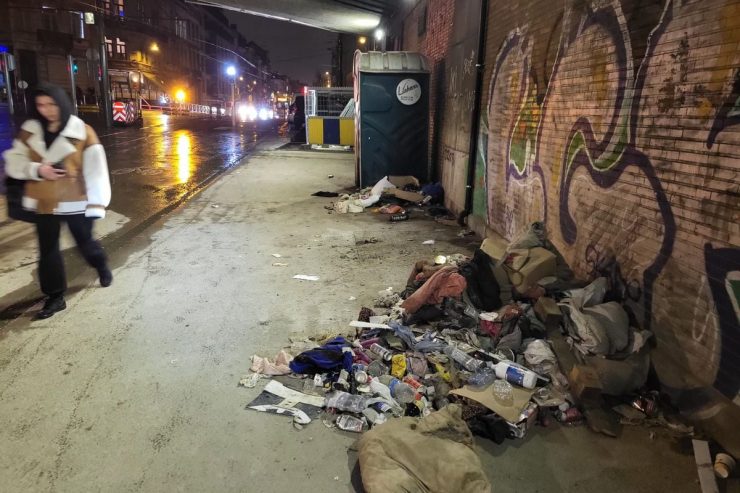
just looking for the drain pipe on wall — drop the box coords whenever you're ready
[459,0,490,226]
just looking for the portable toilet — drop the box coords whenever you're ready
[354,51,430,188]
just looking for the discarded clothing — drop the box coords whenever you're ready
[357,405,491,493]
[401,266,467,314]
[389,321,417,350]
[405,305,443,325]
[250,350,293,375]
[421,182,444,204]
[562,283,630,356]
[288,337,354,374]
[459,249,502,311]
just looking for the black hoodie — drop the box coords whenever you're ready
[28,83,74,148]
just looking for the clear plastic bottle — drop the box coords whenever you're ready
[468,367,497,389]
[325,391,368,413]
[367,360,389,377]
[378,375,416,404]
[492,380,514,404]
[444,345,484,372]
[335,414,366,432]
[369,379,394,402]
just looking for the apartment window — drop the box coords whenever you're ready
[104,0,125,17]
[105,37,127,59]
[116,38,127,58]
[175,19,188,39]
[41,12,57,31]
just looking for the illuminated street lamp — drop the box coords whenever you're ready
[150,42,160,53]
[374,28,385,51]
[226,65,237,126]
[175,90,185,102]
[358,36,367,45]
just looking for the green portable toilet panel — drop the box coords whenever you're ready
[356,52,430,188]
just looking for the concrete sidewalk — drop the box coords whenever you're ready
[0,147,697,492]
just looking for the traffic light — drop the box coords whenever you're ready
[73,60,79,74]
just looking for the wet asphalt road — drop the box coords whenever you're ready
[98,110,281,224]
[0,108,286,320]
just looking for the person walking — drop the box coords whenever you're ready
[2,83,112,319]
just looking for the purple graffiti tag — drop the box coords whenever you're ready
[704,244,740,398]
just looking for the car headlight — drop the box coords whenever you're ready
[258,108,269,120]
[238,104,249,121]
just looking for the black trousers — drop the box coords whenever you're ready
[36,214,108,297]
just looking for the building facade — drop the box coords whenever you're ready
[0,0,273,113]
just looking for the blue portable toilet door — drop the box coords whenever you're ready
[359,73,430,188]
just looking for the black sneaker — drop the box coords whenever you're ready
[98,268,113,287]
[36,296,66,320]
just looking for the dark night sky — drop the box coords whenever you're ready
[224,11,337,84]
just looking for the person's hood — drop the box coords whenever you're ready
[29,83,74,130]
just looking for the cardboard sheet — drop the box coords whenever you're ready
[450,384,535,423]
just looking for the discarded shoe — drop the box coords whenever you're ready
[98,268,113,287]
[36,296,66,319]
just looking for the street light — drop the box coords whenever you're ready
[358,36,367,45]
[374,28,385,51]
[226,65,236,126]
[150,42,160,53]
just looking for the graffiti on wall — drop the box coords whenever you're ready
[476,0,740,400]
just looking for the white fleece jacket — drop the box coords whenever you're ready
[2,115,111,218]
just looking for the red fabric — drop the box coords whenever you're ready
[401,266,467,314]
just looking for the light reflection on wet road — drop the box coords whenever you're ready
[99,110,276,224]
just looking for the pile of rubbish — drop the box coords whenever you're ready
[242,222,716,491]
[315,175,449,222]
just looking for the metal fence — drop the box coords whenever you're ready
[305,87,354,118]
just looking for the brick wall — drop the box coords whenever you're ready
[398,0,455,178]
[472,0,740,434]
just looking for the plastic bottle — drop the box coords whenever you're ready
[444,345,484,372]
[378,375,416,404]
[325,391,368,413]
[362,407,388,426]
[369,343,393,362]
[369,379,394,402]
[493,361,537,389]
[492,379,514,403]
[468,367,497,389]
[335,414,366,432]
[367,360,389,377]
